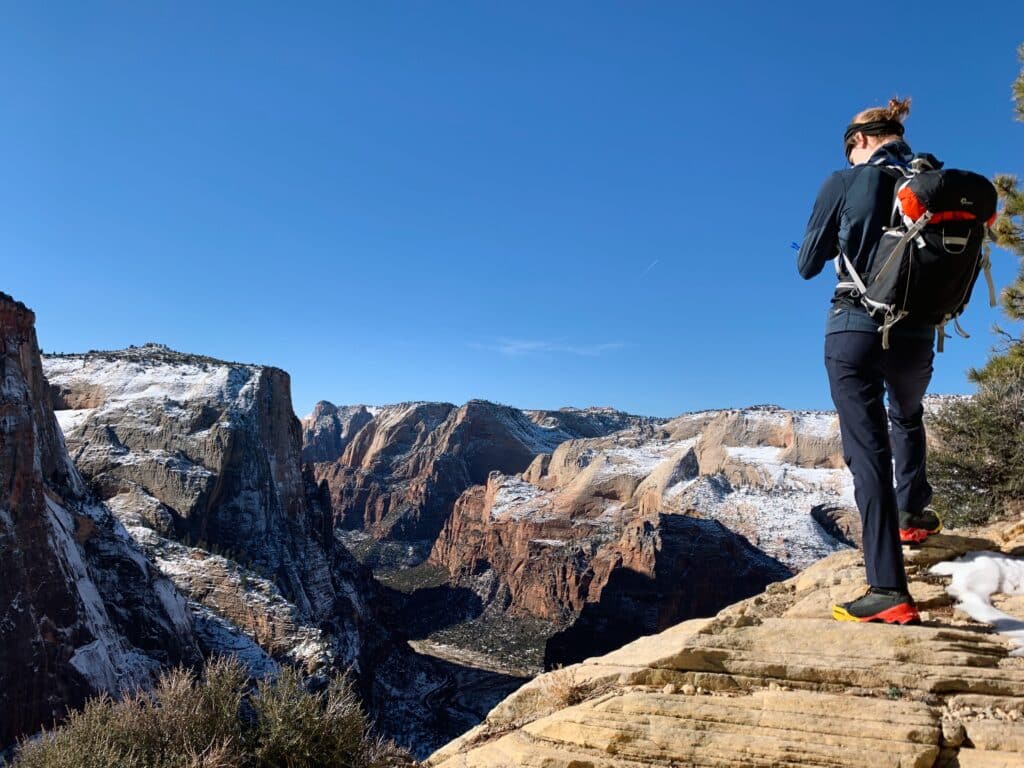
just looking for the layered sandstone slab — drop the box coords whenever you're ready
[426,518,1024,768]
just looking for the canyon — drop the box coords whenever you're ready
[4,288,939,763]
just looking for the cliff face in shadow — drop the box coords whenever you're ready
[0,294,200,748]
[543,514,791,669]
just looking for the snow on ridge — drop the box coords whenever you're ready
[489,407,571,455]
[301,402,387,422]
[594,440,680,478]
[130,526,340,671]
[672,480,849,570]
[792,411,839,438]
[191,604,279,678]
[45,356,253,408]
[723,445,847,496]
[489,476,559,523]
[725,445,781,462]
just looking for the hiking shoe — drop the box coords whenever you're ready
[899,507,943,544]
[831,587,921,624]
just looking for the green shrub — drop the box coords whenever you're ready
[930,44,1024,528]
[930,365,1024,528]
[9,658,414,768]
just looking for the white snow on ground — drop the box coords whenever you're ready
[43,497,158,692]
[930,552,1024,656]
[482,409,854,570]
[490,407,572,454]
[791,411,839,438]
[531,416,562,431]
[594,440,680,479]
[673,476,848,570]
[724,445,848,496]
[665,477,701,499]
[44,357,237,407]
[489,475,555,521]
[725,445,781,463]
[54,408,95,434]
[671,433,853,569]
[190,604,279,678]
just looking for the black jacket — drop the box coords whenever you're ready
[797,140,935,338]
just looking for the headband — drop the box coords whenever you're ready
[843,119,905,145]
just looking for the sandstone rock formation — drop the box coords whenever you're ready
[310,399,659,548]
[41,344,493,757]
[0,295,201,748]
[429,407,851,667]
[300,401,375,463]
[426,517,1024,768]
[43,346,371,661]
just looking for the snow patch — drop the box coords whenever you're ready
[930,552,1024,655]
[54,408,95,434]
[792,411,838,438]
[671,476,849,570]
[44,496,156,692]
[490,476,555,522]
[190,604,279,678]
[594,440,678,479]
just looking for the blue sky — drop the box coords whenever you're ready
[3,3,1021,418]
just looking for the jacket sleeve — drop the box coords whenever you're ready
[796,172,845,280]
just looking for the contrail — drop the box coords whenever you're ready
[639,259,659,278]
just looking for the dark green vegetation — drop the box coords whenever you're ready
[376,561,451,594]
[7,658,413,768]
[425,614,565,675]
[44,343,248,369]
[932,44,1024,527]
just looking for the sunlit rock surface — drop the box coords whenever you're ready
[427,516,1024,768]
[431,406,853,667]
[309,399,660,547]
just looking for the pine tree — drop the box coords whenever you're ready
[930,45,1024,526]
[974,43,1024,381]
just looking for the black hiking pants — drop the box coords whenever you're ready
[824,330,935,592]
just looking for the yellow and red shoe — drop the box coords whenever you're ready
[899,507,943,544]
[832,587,921,624]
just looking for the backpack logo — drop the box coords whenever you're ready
[961,197,973,206]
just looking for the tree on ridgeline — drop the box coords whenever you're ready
[930,44,1024,527]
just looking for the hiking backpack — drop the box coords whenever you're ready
[836,155,999,350]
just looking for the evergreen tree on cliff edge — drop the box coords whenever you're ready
[931,44,1024,526]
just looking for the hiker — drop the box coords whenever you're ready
[796,97,944,625]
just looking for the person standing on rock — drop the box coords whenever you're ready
[796,97,943,624]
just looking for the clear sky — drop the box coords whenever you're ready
[3,2,1021,418]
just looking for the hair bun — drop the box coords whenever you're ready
[886,97,912,122]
